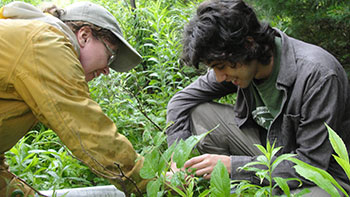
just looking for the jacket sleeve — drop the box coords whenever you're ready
[231,68,349,188]
[12,24,148,194]
[166,69,236,145]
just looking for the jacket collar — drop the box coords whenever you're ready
[274,28,297,88]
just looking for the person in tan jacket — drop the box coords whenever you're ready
[0,1,148,196]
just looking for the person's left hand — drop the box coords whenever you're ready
[184,154,231,179]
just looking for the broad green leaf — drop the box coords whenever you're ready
[294,165,340,196]
[140,149,160,179]
[325,124,349,162]
[173,127,216,168]
[146,179,162,197]
[172,139,187,169]
[210,160,230,197]
[288,158,347,197]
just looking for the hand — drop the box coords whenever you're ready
[184,154,231,180]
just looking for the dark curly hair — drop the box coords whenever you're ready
[182,0,277,68]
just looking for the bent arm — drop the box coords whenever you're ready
[166,69,236,146]
[13,25,147,194]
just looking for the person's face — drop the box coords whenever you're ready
[76,26,117,82]
[208,60,260,88]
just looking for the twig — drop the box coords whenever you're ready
[122,86,163,131]
[114,162,143,196]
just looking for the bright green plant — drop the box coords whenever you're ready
[209,160,231,197]
[139,126,221,196]
[286,124,350,197]
[236,123,350,196]
[325,124,350,181]
[236,141,309,196]
[5,128,108,191]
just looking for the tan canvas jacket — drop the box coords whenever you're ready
[0,3,147,194]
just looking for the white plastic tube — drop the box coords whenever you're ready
[37,185,125,197]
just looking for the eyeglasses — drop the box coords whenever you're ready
[99,38,117,67]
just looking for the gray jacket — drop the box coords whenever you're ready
[166,29,350,188]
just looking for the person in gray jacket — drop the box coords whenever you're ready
[166,0,350,195]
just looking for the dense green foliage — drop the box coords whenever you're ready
[247,0,350,72]
[1,0,349,195]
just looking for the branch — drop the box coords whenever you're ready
[122,86,163,131]
[130,0,136,11]
[114,162,143,196]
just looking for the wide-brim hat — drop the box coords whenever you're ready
[60,1,142,72]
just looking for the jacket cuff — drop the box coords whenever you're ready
[230,155,255,182]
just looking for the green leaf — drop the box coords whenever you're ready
[333,156,350,182]
[255,144,268,155]
[209,160,230,197]
[255,187,269,196]
[273,177,302,196]
[325,123,350,181]
[256,155,269,166]
[198,189,210,197]
[271,146,282,158]
[165,181,187,197]
[325,123,349,163]
[271,153,296,172]
[146,179,162,197]
[173,126,217,168]
[140,149,160,179]
[288,157,347,197]
[159,142,176,172]
[240,161,266,168]
[294,188,311,197]
[172,140,187,169]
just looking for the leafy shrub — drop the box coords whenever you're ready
[5,128,109,191]
[246,0,350,74]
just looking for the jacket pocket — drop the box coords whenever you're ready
[279,113,300,151]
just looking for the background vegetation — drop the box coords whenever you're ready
[1,0,349,194]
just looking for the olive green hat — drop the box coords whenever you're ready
[61,1,142,72]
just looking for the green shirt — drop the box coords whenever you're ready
[251,37,283,130]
